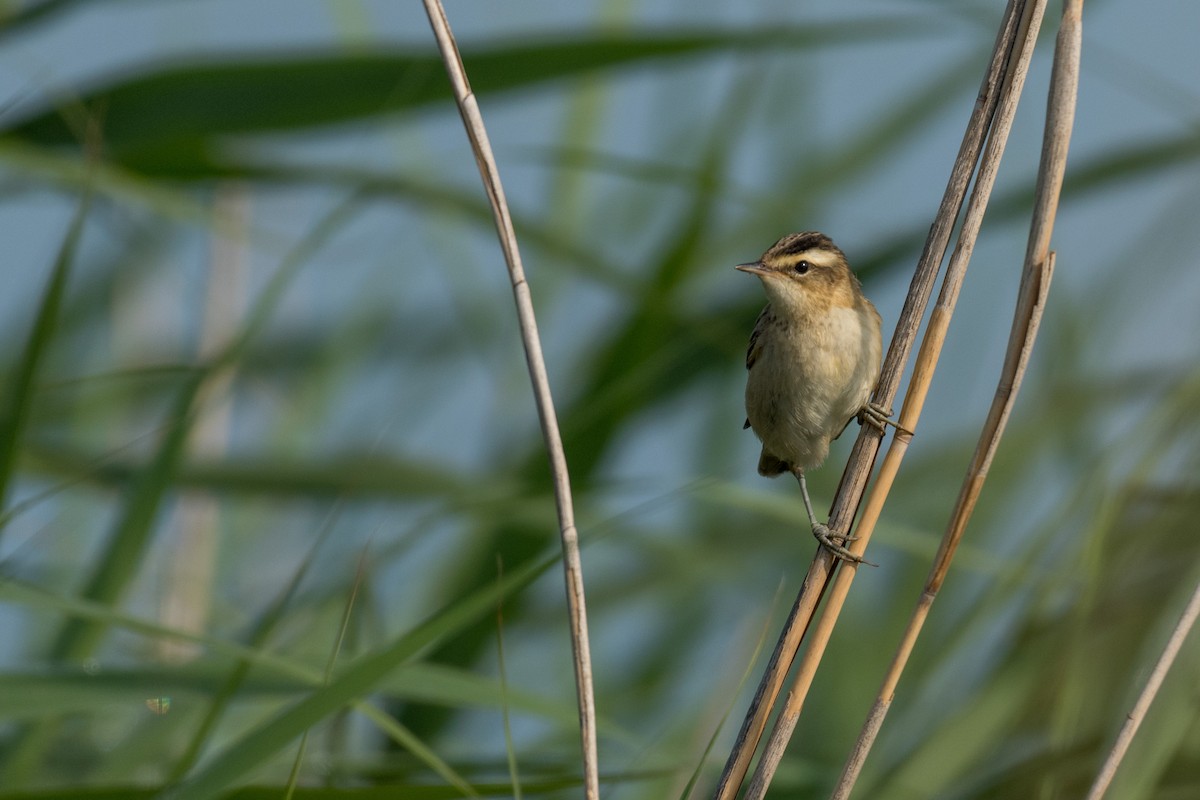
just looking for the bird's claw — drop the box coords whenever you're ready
[858,402,910,436]
[813,523,876,567]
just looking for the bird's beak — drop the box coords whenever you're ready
[735,261,770,277]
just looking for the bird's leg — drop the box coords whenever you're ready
[793,470,873,565]
[858,402,910,436]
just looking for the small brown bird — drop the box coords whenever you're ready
[738,232,888,563]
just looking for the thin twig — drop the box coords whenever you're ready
[284,546,370,799]
[496,557,524,800]
[420,4,600,798]
[712,2,1027,797]
[742,1,1051,797]
[1025,0,1082,274]
[828,3,1079,795]
[1084,578,1200,800]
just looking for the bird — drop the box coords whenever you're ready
[738,231,889,563]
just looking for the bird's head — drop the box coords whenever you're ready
[736,231,861,313]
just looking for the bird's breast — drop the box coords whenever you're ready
[745,306,880,470]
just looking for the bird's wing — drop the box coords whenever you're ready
[745,305,772,370]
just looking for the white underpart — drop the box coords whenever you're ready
[746,301,881,471]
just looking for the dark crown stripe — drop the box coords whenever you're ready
[769,231,841,259]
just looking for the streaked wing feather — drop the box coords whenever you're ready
[745,305,772,370]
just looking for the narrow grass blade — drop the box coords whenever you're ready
[0,190,90,540]
[162,555,547,800]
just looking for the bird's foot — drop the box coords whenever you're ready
[858,402,910,436]
[813,523,877,567]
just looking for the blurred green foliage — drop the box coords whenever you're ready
[0,3,1198,799]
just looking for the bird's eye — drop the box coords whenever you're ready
[794,260,810,275]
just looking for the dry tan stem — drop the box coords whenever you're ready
[832,250,1056,798]
[741,1,1051,797]
[712,2,1028,797]
[421,3,599,798]
[826,3,1080,795]
[1085,578,1200,800]
[159,185,248,665]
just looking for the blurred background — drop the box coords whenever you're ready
[0,1,1198,798]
